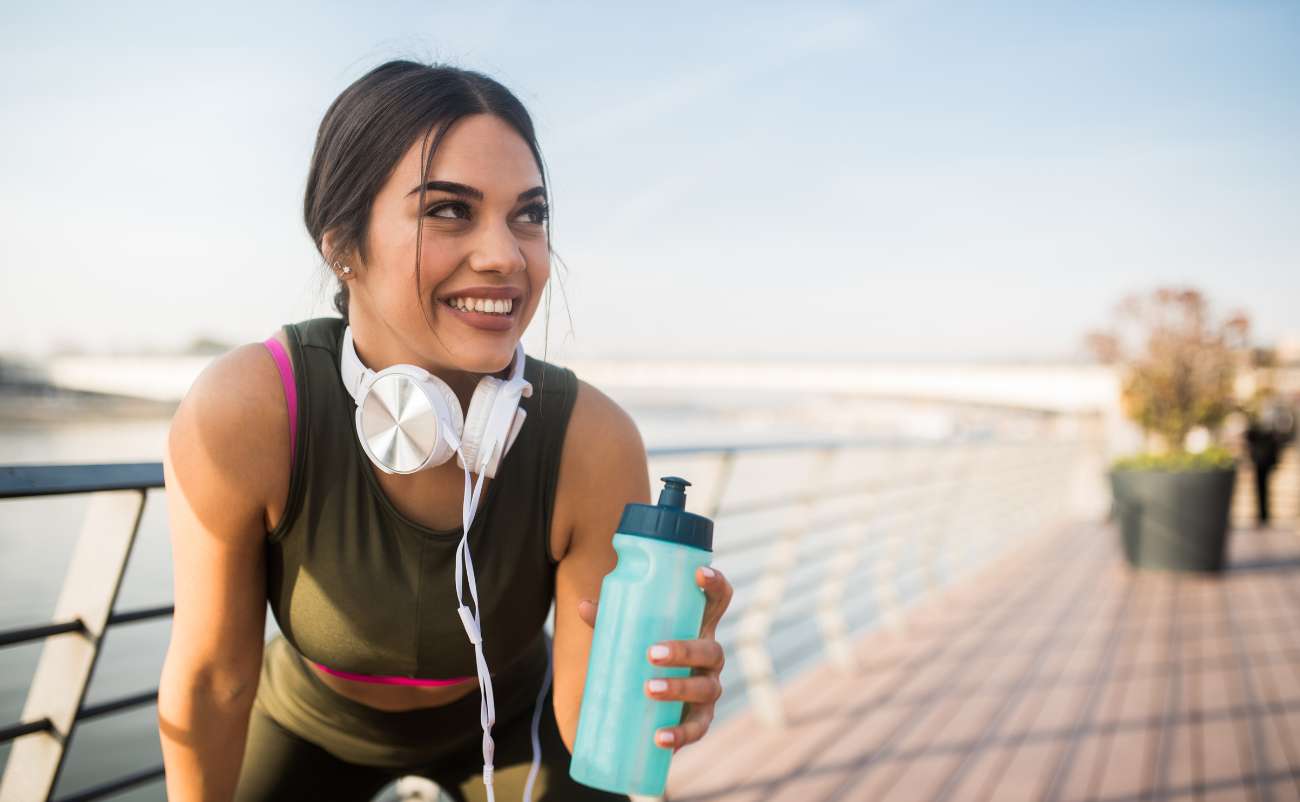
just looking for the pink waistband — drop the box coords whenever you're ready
[311,661,474,687]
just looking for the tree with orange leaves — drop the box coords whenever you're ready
[1086,287,1250,455]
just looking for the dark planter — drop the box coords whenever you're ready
[1108,466,1236,573]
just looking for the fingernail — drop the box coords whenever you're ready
[649,645,670,661]
[657,730,676,746]
[700,566,716,578]
[647,679,668,693]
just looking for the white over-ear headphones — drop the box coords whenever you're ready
[337,324,547,801]
[339,326,533,478]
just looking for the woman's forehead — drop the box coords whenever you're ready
[393,114,542,194]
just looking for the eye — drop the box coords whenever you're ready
[515,202,549,226]
[426,201,470,220]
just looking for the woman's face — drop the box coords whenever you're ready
[341,113,550,377]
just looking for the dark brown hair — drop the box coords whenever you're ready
[304,60,555,321]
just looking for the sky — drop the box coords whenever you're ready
[1,1,1297,362]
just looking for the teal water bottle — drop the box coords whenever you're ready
[569,476,715,796]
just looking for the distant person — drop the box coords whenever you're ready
[157,61,733,802]
[1244,393,1296,526]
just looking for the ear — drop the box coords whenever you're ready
[321,228,344,267]
[321,230,361,281]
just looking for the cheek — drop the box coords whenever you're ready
[416,237,466,282]
[526,253,552,308]
[524,240,551,279]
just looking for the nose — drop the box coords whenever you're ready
[466,217,527,276]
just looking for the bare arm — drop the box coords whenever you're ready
[550,380,652,752]
[157,340,291,801]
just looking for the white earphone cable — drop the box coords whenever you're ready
[453,433,547,802]
[522,636,554,802]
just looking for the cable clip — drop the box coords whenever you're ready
[457,605,482,645]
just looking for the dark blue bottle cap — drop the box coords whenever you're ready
[617,476,714,552]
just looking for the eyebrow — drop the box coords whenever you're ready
[407,180,547,203]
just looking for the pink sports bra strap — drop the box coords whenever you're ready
[262,337,298,461]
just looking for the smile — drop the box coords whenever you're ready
[445,296,513,316]
[438,296,519,332]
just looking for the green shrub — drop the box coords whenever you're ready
[1110,446,1237,472]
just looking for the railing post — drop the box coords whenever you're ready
[699,449,736,520]
[873,444,925,633]
[919,443,972,593]
[735,447,835,728]
[814,448,861,674]
[928,438,989,589]
[0,489,147,802]
[963,441,1020,573]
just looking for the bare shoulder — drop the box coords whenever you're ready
[562,378,650,498]
[550,378,652,561]
[160,336,287,686]
[568,379,642,450]
[165,331,293,534]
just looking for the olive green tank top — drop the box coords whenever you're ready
[266,317,576,680]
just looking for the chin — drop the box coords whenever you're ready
[456,343,519,376]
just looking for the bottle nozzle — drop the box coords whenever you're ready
[657,476,691,510]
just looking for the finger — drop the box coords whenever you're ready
[577,598,597,628]
[655,706,714,751]
[645,674,723,705]
[648,639,724,672]
[695,566,733,639]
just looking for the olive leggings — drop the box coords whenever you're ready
[234,635,628,802]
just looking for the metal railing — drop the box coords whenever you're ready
[0,465,166,802]
[0,424,1104,801]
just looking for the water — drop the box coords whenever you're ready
[0,391,1013,800]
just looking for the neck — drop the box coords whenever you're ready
[346,316,505,412]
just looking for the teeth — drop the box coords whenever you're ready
[448,296,513,315]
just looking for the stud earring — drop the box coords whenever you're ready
[332,260,354,278]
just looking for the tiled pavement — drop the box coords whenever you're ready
[666,521,1300,802]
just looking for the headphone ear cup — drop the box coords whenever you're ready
[458,377,502,477]
[426,377,466,466]
[352,367,465,474]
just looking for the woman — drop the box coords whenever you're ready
[158,60,732,802]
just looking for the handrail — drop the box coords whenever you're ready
[0,463,163,499]
[0,426,1102,801]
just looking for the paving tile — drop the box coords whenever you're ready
[665,526,1300,802]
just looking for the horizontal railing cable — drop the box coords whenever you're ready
[0,605,172,653]
[0,716,53,745]
[0,619,86,649]
[77,689,158,723]
[107,605,173,627]
[52,765,166,802]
